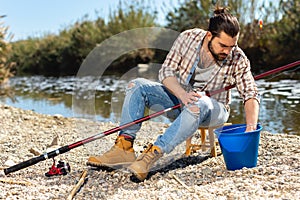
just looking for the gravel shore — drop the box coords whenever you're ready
[0,103,299,200]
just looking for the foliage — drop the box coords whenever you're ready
[0,16,14,90]
[261,0,300,67]
[9,1,157,76]
[7,0,300,76]
[166,0,300,70]
[166,0,212,31]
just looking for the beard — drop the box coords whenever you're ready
[208,39,228,61]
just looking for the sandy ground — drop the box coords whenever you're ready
[0,104,299,199]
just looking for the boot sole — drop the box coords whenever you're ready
[127,166,146,181]
[86,161,132,169]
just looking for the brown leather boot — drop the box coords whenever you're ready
[87,136,136,169]
[127,144,163,181]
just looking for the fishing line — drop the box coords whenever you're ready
[261,66,300,81]
[285,109,300,114]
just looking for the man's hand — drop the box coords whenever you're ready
[178,91,202,106]
[245,124,257,132]
[162,77,203,106]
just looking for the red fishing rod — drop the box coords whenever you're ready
[206,60,300,96]
[4,104,181,175]
[3,60,299,175]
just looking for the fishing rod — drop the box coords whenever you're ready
[4,104,181,175]
[3,60,300,175]
[206,60,300,96]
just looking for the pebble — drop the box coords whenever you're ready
[4,160,16,167]
[0,170,4,177]
[0,103,299,199]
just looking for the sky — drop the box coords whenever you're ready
[0,0,178,41]
[0,0,279,42]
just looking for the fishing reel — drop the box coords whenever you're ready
[45,158,71,177]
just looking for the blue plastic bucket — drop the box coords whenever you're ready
[214,124,263,170]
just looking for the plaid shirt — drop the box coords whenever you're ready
[159,28,260,107]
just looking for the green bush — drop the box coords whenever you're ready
[166,0,300,70]
[8,0,300,76]
[9,1,157,76]
[0,16,14,87]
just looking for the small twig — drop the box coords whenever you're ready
[67,170,88,200]
[172,174,194,193]
[0,178,32,186]
[29,147,42,156]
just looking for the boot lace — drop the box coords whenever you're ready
[137,144,161,163]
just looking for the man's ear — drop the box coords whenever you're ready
[206,31,213,40]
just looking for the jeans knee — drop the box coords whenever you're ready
[127,82,135,89]
[188,105,200,114]
[126,78,147,90]
[126,79,140,92]
[125,78,148,96]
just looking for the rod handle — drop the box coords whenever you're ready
[4,155,45,175]
[4,145,70,175]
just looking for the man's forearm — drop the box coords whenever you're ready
[244,98,259,132]
[162,77,186,99]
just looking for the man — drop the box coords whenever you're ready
[87,7,260,181]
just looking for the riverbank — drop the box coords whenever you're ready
[0,104,299,199]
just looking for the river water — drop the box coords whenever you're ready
[1,74,299,135]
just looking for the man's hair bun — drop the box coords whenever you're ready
[213,6,229,16]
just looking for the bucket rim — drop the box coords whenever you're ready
[214,124,263,136]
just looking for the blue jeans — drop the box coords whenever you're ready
[119,78,229,154]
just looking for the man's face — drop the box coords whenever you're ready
[208,31,239,61]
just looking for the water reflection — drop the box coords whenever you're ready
[1,71,299,135]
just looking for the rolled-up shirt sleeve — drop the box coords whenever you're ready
[234,58,260,104]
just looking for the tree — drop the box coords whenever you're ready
[268,0,300,65]
[165,0,300,70]
[166,0,212,31]
[9,1,158,76]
